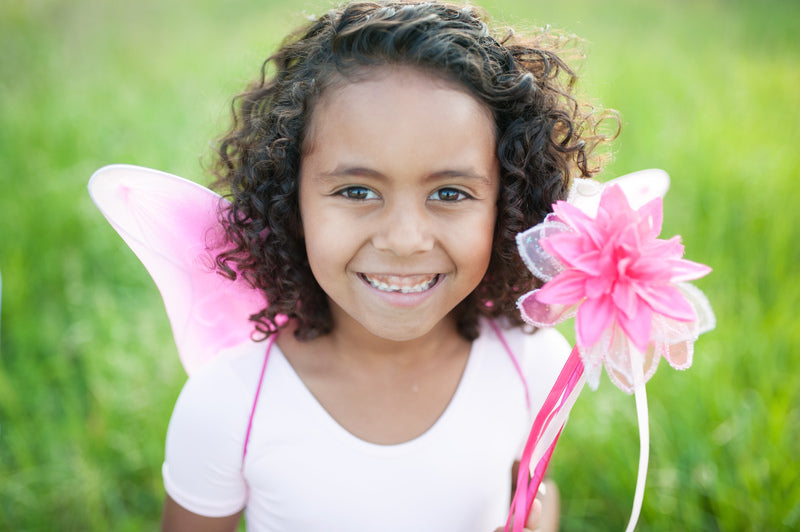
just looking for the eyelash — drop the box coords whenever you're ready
[338,186,377,200]
[336,186,472,202]
[429,187,471,202]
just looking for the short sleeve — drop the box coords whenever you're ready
[162,353,254,517]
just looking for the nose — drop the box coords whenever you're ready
[371,200,435,256]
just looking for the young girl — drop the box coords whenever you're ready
[155,2,613,531]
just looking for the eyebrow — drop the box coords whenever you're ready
[318,166,493,186]
[321,166,385,180]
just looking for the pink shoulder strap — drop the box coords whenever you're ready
[488,320,531,412]
[241,334,276,467]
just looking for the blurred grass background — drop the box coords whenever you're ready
[1,0,798,530]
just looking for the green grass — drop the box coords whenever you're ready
[1,0,798,530]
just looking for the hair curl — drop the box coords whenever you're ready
[212,1,618,341]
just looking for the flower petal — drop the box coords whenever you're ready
[600,328,660,393]
[567,178,605,216]
[583,362,603,391]
[570,250,604,275]
[637,283,696,322]
[598,184,634,220]
[541,233,601,275]
[605,169,670,210]
[552,200,606,247]
[662,340,694,370]
[636,197,664,239]
[584,274,612,299]
[612,281,638,319]
[616,298,652,351]
[677,283,716,334]
[515,219,570,282]
[644,236,685,261]
[536,269,588,305]
[669,258,713,283]
[628,257,674,283]
[577,338,607,391]
[651,313,698,344]
[576,295,615,347]
[517,290,579,327]
[579,323,633,392]
[601,183,633,210]
[516,171,714,395]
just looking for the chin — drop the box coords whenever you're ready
[359,314,455,344]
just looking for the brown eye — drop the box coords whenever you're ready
[340,186,377,200]
[430,188,469,201]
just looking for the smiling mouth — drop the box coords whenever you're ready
[360,273,440,294]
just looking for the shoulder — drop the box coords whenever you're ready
[521,327,571,366]
[520,327,571,413]
[163,340,268,517]
[481,320,571,409]
[482,320,570,367]
[170,340,267,421]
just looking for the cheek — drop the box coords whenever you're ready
[303,224,338,273]
[458,208,498,277]
[301,213,360,288]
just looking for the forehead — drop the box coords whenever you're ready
[303,65,496,155]
[299,66,499,194]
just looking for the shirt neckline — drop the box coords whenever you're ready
[269,329,486,454]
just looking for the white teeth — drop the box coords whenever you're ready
[362,274,439,293]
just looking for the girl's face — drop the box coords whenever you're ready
[299,66,499,343]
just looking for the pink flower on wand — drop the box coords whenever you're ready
[517,180,714,392]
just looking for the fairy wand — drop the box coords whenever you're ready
[506,170,715,532]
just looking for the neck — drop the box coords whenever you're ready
[277,312,467,371]
[335,315,463,368]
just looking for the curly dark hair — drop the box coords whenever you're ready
[212,1,617,341]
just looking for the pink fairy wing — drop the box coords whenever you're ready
[88,164,266,375]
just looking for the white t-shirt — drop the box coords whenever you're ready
[163,320,570,531]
